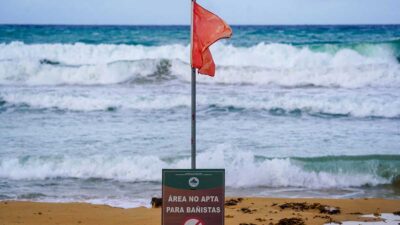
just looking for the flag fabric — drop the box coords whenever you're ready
[191,2,232,76]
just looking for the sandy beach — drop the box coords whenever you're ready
[1,12,400,225]
[1,198,399,225]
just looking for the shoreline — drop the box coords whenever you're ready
[1,198,399,225]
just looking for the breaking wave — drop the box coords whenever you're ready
[0,41,399,88]
[1,87,399,118]
[0,148,398,189]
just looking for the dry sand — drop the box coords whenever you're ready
[1,198,399,225]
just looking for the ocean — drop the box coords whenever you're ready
[0,25,399,208]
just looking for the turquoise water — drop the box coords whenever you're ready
[0,25,399,208]
[1,25,400,47]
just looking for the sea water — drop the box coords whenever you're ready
[0,25,399,208]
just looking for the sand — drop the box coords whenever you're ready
[1,198,399,225]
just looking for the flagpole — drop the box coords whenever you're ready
[190,0,196,170]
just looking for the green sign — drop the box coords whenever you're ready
[162,169,225,225]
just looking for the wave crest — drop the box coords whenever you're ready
[0,147,398,189]
[0,42,399,88]
[1,87,399,118]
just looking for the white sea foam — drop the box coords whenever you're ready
[0,42,399,87]
[1,86,399,118]
[0,89,190,111]
[326,214,400,225]
[0,147,390,189]
[14,197,149,209]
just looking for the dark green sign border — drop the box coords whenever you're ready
[162,169,225,225]
[163,169,225,190]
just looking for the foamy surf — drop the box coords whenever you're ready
[0,42,399,87]
[0,148,398,189]
[1,85,399,118]
[1,25,400,207]
[326,214,400,225]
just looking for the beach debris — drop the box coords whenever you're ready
[225,214,234,218]
[276,217,305,225]
[225,198,243,206]
[241,207,252,213]
[151,197,162,208]
[279,202,309,211]
[278,202,341,214]
[373,208,381,217]
[313,215,331,219]
[320,206,341,215]
[240,207,257,214]
[313,214,342,223]
[393,211,400,216]
[256,217,267,222]
[349,212,363,215]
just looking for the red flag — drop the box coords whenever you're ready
[191,2,232,77]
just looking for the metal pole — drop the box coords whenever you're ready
[190,0,196,169]
[191,68,196,169]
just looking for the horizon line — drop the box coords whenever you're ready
[1,23,400,26]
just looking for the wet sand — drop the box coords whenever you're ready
[1,198,399,225]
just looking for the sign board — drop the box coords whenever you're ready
[162,169,225,225]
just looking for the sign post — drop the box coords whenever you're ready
[162,1,230,224]
[190,0,196,170]
[162,169,225,225]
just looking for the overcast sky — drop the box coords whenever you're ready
[0,0,399,25]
